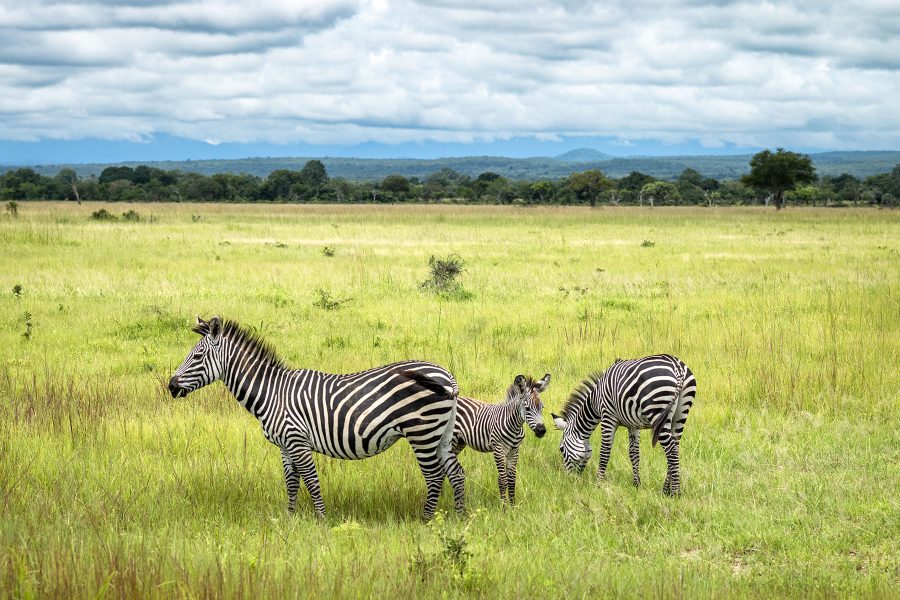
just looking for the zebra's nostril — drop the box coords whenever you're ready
[535,425,546,437]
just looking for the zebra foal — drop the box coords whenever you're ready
[452,374,551,504]
[168,316,465,520]
[552,354,696,495]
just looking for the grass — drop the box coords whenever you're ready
[1,202,898,598]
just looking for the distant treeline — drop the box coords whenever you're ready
[2,159,900,206]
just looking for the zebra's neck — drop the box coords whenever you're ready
[496,398,524,431]
[220,336,289,416]
[570,386,603,439]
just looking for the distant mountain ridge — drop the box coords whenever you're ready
[554,148,613,161]
[6,150,899,181]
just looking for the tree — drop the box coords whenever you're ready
[529,180,556,204]
[381,174,411,198]
[299,160,329,199]
[568,169,612,207]
[55,168,81,203]
[98,166,135,184]
[640,181,681,207]
[742,148,816,210]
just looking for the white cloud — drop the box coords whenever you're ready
[0,0,898,149]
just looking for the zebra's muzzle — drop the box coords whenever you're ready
[534,424,547,438]
[168,379,188,398]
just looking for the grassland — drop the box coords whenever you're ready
[1,202,898,598]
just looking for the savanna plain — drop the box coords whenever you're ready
[1,202,898,598]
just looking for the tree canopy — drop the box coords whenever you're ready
[742,148,816,209]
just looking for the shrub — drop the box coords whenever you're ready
[121,210,142,222]
[421,254,472,300]
[90,209,116,221]
[313,289,349,311]
[5,201,18,217]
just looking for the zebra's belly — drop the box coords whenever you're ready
[309,428,404,459]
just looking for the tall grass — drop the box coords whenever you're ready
[0,202,897,598]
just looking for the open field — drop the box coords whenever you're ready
[1,202,898,598]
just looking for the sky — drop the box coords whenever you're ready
[1,0,899,164]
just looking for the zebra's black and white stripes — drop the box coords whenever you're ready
[168,316,465,519]
[451,374,550,504]
[551,354,697,495]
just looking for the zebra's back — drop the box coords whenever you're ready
[452,396,498,453]
[602,354,697,436]
[282,360,459,459]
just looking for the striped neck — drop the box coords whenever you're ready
[219,331,289,416]
[499,397,524,428]
[564,380,603,439]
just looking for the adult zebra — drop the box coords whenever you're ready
[551,354,696,495]
[167,316,465,520]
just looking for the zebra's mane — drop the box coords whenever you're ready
[561,371,604,420]
[504,376,536,404]
[222,320,287,370]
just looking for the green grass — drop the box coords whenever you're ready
[1,202,898,598]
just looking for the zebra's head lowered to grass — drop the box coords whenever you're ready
[551,372,602,473]
[552,411,591,473]
[168,316,226,398]
[512,373,551,437]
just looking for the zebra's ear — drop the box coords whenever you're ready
[514,374,528,393]
[552,412,567,430]
[209,316,222,341]
[534,373,551,392]
[192,316,209,336]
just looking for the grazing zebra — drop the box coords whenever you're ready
[451,374,551,505]
[551,354,696,495]
[167,316,465,520]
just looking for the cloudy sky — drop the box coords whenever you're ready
[1,0,898,162]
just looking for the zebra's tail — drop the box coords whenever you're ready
[651,362,686,447]
[397,369,459,461]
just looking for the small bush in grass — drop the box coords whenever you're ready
[313,289,350,311]
[121,210,142,222]
[322,245,336,257]
[641,239,656,248]
[421,254,472,300]
[12,284,23,298]
[90,209,116,221]
[22,312,33,340]
[6,201,18,217]
[410,511,478,581]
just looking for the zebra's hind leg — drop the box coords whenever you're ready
[628,429,641,487]
[286,444,326,518]
[662,440,681,496]
[444,451,466,515]
[410,443,445,521]
[280,447,300,513]
[492,445,509,504]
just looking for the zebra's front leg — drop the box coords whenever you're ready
[280,447,300,513]
[628,429,641,487]
[596,420,616,483]
[505,447,520,506]
[492,446,509,504]
[662,440,681,496]
[287,445,326,518]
